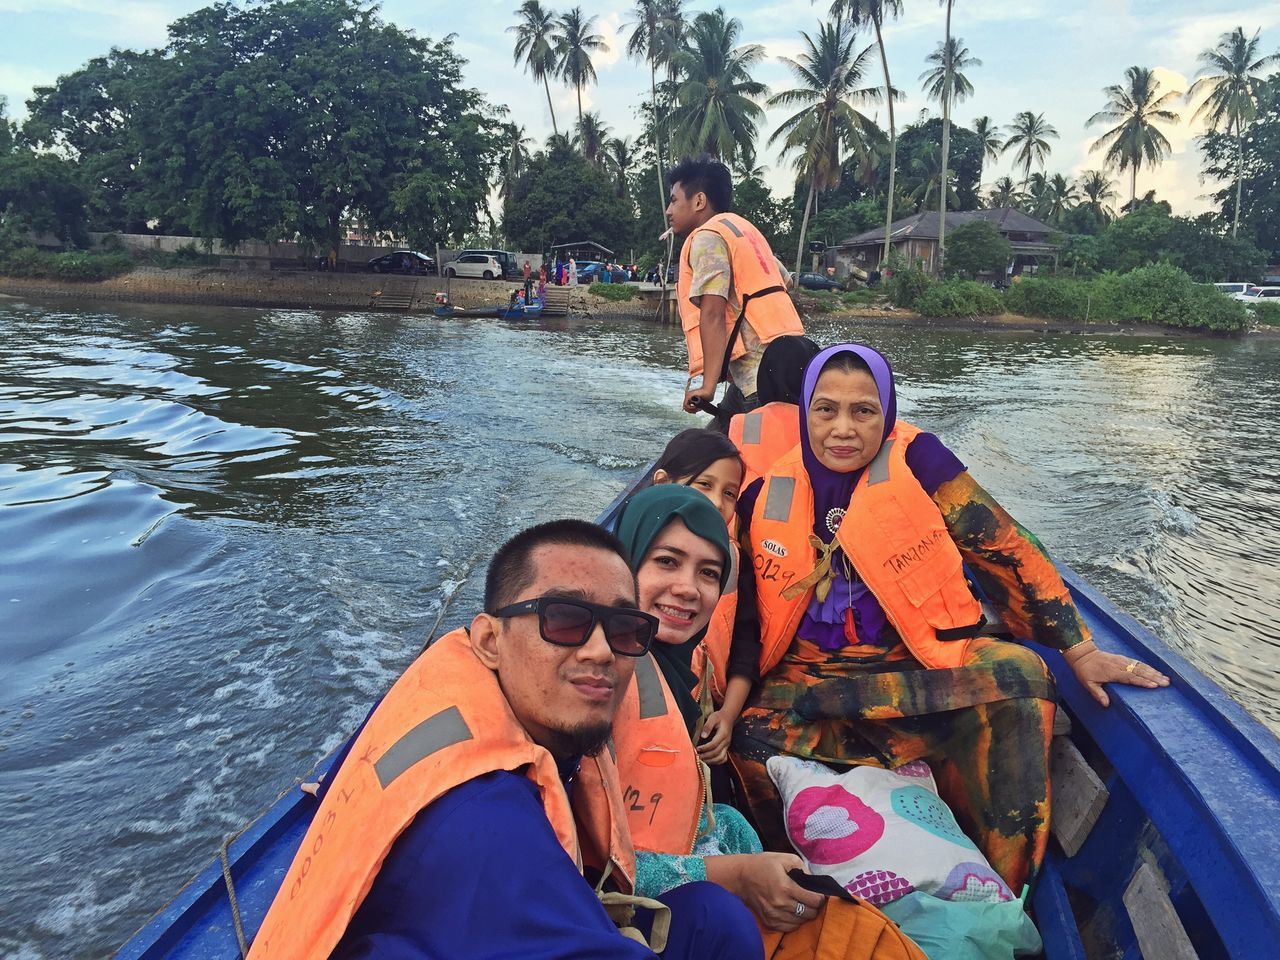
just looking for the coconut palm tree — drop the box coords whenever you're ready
[496,124,535,203]
[769,18,882,274]
[1187,27,1280,237]
[830,0,905,265]
[669,8,767,168]
[920,36,981,107]
[604,136,635,197]
[622,1,670,212]
[971,115,1002,165]
[576,111,610,167]
[1087,65,1182,207]
[987,175,1021,209]
[553,7,607,128]
[906,142,958,211]
[1040,173,1079,224]
[509,1,561,137]
[1076,169,1118,224]
[1002,110,1058,188]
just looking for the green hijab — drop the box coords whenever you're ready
[614,484,733,735]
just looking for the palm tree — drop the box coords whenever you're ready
[1041,173,1079,224]
[496,124,534,203]
[907,142,958,210]
[669,8,767,168]
[509,1,561,137]
[1087,65,1182,207]
[576,111,610,167]
[920,36,981,106]
[987,175,1021,209]
[1187,28,1280,237]
[1024,171,1048,216]
[1077,169,1118,224]
[971,115,1002,165]
[622,1,670,213]
[830,0,905,265]
[769,18,882,274]
[553,7,607,128]
[604,136,635,197]
[1002,110,1058,188]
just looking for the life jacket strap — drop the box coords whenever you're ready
[934,615,987,642]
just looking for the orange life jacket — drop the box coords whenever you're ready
[248,628,635,960]
[730,403,802,488]
[677,213,805,380]
[612,653,707,855]
[690,540,740,706]
[750,422,983,676]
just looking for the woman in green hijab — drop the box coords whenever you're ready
[614,485,825,932]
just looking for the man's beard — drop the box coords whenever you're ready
[542,719,614,759]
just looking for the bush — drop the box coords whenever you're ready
[1250,300,1280,327]
[915,279,1004,318]
[1003,277,1094,322]
[943,221,1011,279]
[589,283,638,302]
[0,245,134,281]
[885,252,930,309]
[144,242,219,269]
[838,288,881,307]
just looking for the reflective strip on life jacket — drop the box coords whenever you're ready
[751,423,983,676]
[677,213,805,380]
[729,403,802,489]
[613,653,706,855]
[247,628,635,960]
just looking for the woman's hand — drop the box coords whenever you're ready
[704,853,826,932]
[1064,640,1170,707]
[697,709,734,765]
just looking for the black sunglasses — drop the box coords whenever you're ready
[494,596,657,657]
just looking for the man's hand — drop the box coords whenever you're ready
[705,853,826,932]
[683,381,717,414]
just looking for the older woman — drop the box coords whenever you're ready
[613,485,824,933]
[731,343,1169,892]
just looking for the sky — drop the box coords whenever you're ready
[2,0,1278,219]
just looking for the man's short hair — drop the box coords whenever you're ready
[484,519,633,614]
[667,155,733,213]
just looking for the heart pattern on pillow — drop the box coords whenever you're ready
[787,784,885,865]
[890,785,977,848]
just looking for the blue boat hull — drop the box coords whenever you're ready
[116,465,1280,959]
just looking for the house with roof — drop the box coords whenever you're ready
[836,207,1061,277]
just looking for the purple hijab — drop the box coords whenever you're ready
[797,343,898,650]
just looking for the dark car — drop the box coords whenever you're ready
[368,250,436,275]
[798,272,844,291]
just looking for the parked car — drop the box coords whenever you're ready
[445,253,503,280]
[1214,282,1250,296]
[798,272,844,292]
[1231,285,1280,303]
[456,248,517,278]
[577,262,629,283]
[368,250,435,274]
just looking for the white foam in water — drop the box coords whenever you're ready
[35,876,146,938]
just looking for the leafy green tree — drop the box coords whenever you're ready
[1087,65,1182,206]
[986,176,1021,209]
[769,18,881,273]
[1040,173,1079,224]
[1002,110,1058,188]
[891,118,983,211]
[1077,169,1118,225]
[971,115,1002,165]
[509,1,562,137]
[604,137,636,197]
[1200,73,1280,258]
[576,112,610,167]
[670,8,766,167]
[1186,28,1279,237]
[0,147,89,245]
[733,166,794,254]
[505,140,633,253]
[554,6,606,128]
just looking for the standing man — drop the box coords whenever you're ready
[666,155,805,423]
[249,520,762,960]
[523,259,532,281]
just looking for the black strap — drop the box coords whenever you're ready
[714,284,789,385]
[935,614,987,642]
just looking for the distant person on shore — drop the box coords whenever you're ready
[248,520,761,960]
[665,155,805,429]
[539,262,547,283]
[569,257,578,287]
[523,259,532,280]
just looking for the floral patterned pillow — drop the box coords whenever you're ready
[767,756,1013,906]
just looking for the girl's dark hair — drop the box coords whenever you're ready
[654,428,743,483]
[818,350,873,379]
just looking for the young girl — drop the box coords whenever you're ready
[649,428,758,766]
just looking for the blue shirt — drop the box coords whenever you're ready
[334,769,657,959]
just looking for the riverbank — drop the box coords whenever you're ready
[2,267,1274,337]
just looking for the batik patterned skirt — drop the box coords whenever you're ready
[730,636,1056,892]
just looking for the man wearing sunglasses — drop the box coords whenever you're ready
[251,519,763,960]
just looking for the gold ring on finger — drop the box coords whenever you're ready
[1125,659,1139,673]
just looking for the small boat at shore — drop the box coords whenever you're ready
[434,297,544,321]
[114,458,1280,959]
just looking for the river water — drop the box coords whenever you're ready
[1,296,1277,957]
